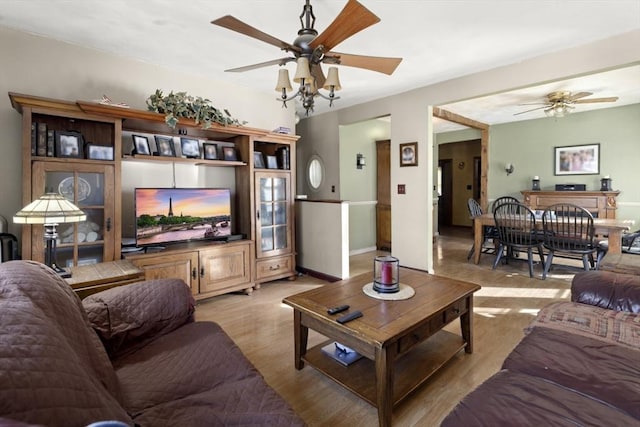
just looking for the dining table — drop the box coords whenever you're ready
[472,212,635,265]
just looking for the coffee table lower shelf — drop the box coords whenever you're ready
[302,330,465,407]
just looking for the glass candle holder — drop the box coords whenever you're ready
[373,256,400,293]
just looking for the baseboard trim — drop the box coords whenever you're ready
[349,246,377,256]
[296,267,341,283]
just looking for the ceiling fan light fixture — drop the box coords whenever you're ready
[275,68,293,92]
[323,67,342,91]
[293,57,312,83]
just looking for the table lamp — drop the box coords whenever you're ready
[14,193,86,278]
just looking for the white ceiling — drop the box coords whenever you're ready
[1,0,639,129]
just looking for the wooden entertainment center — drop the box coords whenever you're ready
[10,92,298,299]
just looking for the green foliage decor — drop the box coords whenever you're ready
[146,90,247,129]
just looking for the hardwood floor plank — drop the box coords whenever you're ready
[194,229,574,426]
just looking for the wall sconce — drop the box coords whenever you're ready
[505,163,514,175]
[356,153,366,169]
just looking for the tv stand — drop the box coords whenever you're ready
[124,240,255,299]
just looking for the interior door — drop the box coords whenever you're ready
[376,140,391,250]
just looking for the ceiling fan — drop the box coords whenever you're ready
[211,0,403,115]
[514,91,619,117]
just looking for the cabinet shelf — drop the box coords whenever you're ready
[122,154,246,167]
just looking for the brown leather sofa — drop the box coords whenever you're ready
[0,260,305,427]
[442,270,640,426]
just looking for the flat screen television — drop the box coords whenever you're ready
[135,187,232,247]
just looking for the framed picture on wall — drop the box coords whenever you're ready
[554,143,599,175]
[399,142,418,167]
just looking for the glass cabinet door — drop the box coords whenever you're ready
[255,171,291,258]
[32,161,116,267]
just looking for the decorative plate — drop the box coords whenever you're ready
[58,177,91,202]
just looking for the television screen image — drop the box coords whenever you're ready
[135,188,232,247]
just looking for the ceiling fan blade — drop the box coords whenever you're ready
[225,57,296,73]
[309,0,380,52]
[310,63,326,88]
[326,52,402,75]
[513,106,548,116]
[573,96,619,103]
[568,91,593,100]
[212,15,300,54]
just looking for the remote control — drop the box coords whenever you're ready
[327,304,350,315]
[336,310,363,324]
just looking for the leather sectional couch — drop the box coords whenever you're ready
[0,260,305,427]
[441,270,640,425]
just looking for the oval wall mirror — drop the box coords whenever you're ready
[308,156,324,191]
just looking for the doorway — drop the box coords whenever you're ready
[437,159,453,228]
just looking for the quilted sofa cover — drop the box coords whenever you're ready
[0,260,305,427]
[441,270,640,426]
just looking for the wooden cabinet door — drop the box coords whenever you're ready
[199,242,252,296]
[32,161,117,267]
[130,251,199,295]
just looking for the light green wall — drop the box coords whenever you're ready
[488,103,640,221]
[339,118,391,251]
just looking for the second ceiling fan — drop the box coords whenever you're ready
[211,0,403,115]
[515,91,619,117]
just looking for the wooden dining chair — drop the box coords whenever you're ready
[493,202,545,278]
[491,196,520,213]
[466,198,498,260]
[541,203,605,279]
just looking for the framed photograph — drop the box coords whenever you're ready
[222,146,238,161]
[132,134,151,155]
[180,137,200,158]
[86,144,114,161]
[400,142,418,167]
[266,155,278,169]
[554,143,600,175]
[203,143,218,160]
[154,135,176,157]
[254,151,265,169]
[55,131,84,158]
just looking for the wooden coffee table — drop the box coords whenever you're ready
[282,268,480,427]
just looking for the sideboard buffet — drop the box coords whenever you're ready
[521,190,620,219]
[10,92,298,299]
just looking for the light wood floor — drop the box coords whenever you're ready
[195,228,578,426]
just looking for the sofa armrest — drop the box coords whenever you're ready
[83,278,195,358]
[571,270,640,313]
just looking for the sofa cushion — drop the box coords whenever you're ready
[0,261,131,427]
[504,326,640,419]
[83,278,195,358]
[572,270,640,313]
[113,321,303,426]
[440,370,640,427]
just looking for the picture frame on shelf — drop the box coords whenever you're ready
[203,143,218,160]
[266,155,278,169]
[55,131,84,158]
[180,137,201,159]
[132,134,151,155]
[222,146,238,161]
[86,144,114,161]
[399,142,418,167]
[154,135,176,157]
[554,143,600,175]
[254,151,265,169]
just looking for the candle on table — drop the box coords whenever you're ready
[381,261,393,285]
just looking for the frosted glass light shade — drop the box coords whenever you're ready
[293,57,312,83]
[323,67,342,91]
[275,68,292,92]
